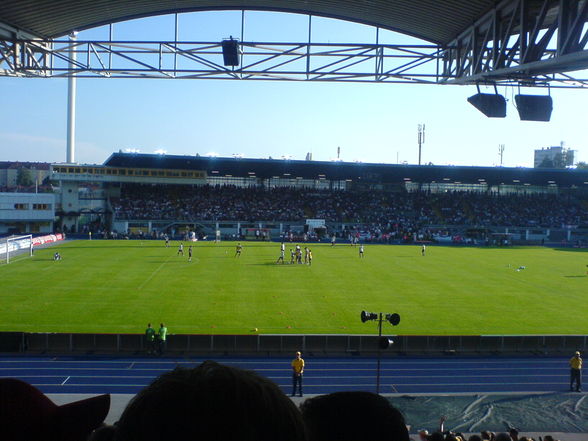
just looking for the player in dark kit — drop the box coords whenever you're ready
[188,245,193,262]
[235,243,242,257]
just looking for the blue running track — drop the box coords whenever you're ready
[0,355,575,395]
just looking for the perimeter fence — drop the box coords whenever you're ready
[0,332,586,356]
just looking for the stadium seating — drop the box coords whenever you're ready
[111,184,588,232]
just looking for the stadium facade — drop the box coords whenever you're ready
[39,152,588,243]
[3,152,588,239]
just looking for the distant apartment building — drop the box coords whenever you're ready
[0,161,51,189]
[534,146,574,168]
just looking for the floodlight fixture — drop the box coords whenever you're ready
[514,94,553,121]
[467,92,507,118]
[467,84,506,118]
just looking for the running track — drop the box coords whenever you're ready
[0,355,577,395]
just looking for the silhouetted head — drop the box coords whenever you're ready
[300,391,408,441]
[115,361,306,441]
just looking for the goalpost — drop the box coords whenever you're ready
[1,234,33,264]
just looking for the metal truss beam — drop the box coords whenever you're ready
[0,36,587,87]
[441,0,588,88]
[0,38,445,84]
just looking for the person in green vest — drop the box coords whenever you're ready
[145,323,156,355]
[157,323,168,356]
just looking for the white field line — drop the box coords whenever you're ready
[137,254,174,290]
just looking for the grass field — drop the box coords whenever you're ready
[1,240,587,335]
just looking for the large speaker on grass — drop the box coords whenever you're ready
[514,94,553,121]
[467,93,507,118]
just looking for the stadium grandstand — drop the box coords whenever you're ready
[2,1,588,440]
[45,152,588,246]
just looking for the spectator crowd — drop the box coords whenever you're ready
[111,184,588,229]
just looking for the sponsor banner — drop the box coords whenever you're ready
[32,234,64,246]
[306,219,325,229]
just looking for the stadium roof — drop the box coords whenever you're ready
[0,0,497,45]
[103,152,588,189]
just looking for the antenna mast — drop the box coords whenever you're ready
[417,124,425,165]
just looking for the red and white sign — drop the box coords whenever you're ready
[32,233,64,246]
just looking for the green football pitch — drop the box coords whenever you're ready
[1,240,587,335]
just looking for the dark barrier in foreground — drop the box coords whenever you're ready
[2,333,587,356]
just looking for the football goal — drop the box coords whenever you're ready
[1,234,33,264]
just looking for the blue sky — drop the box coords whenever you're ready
[1,10,586,167]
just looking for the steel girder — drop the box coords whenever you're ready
[1,36,587,87]
[1,0,588,87]
[0,38,446,83]
[441,0,588,87]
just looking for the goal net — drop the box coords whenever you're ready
[1,234,33,264]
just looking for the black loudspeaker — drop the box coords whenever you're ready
[514,95,553,121]
[379,337,394,349]
[221,39,240,67]
[467,93,507,118]
[385,313,401,326]
[361,311,378,323]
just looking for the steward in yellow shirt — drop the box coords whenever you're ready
[570,351,582,392]
[291,351,305,397]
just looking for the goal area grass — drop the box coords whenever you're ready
[1,240,586,335]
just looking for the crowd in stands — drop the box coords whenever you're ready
[111,184,588,230]
[0,362,569,441]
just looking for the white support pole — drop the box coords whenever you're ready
[66,32,77,164]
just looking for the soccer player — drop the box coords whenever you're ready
[188,245,193,262]
[421,244,426,256]
[331,234,336,246]
[235,243,242,257]
[307,249,313,266]
[359,244,364,258]
[165,235,170,247]
[304,247,309,264]
[53,252,61,261]
[276,246,285,264]
[290,249,295,264]
[295,244,302,264]
[177,243,184,256]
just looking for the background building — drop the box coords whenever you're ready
[0,162,51,189]
[534,145,575,168]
